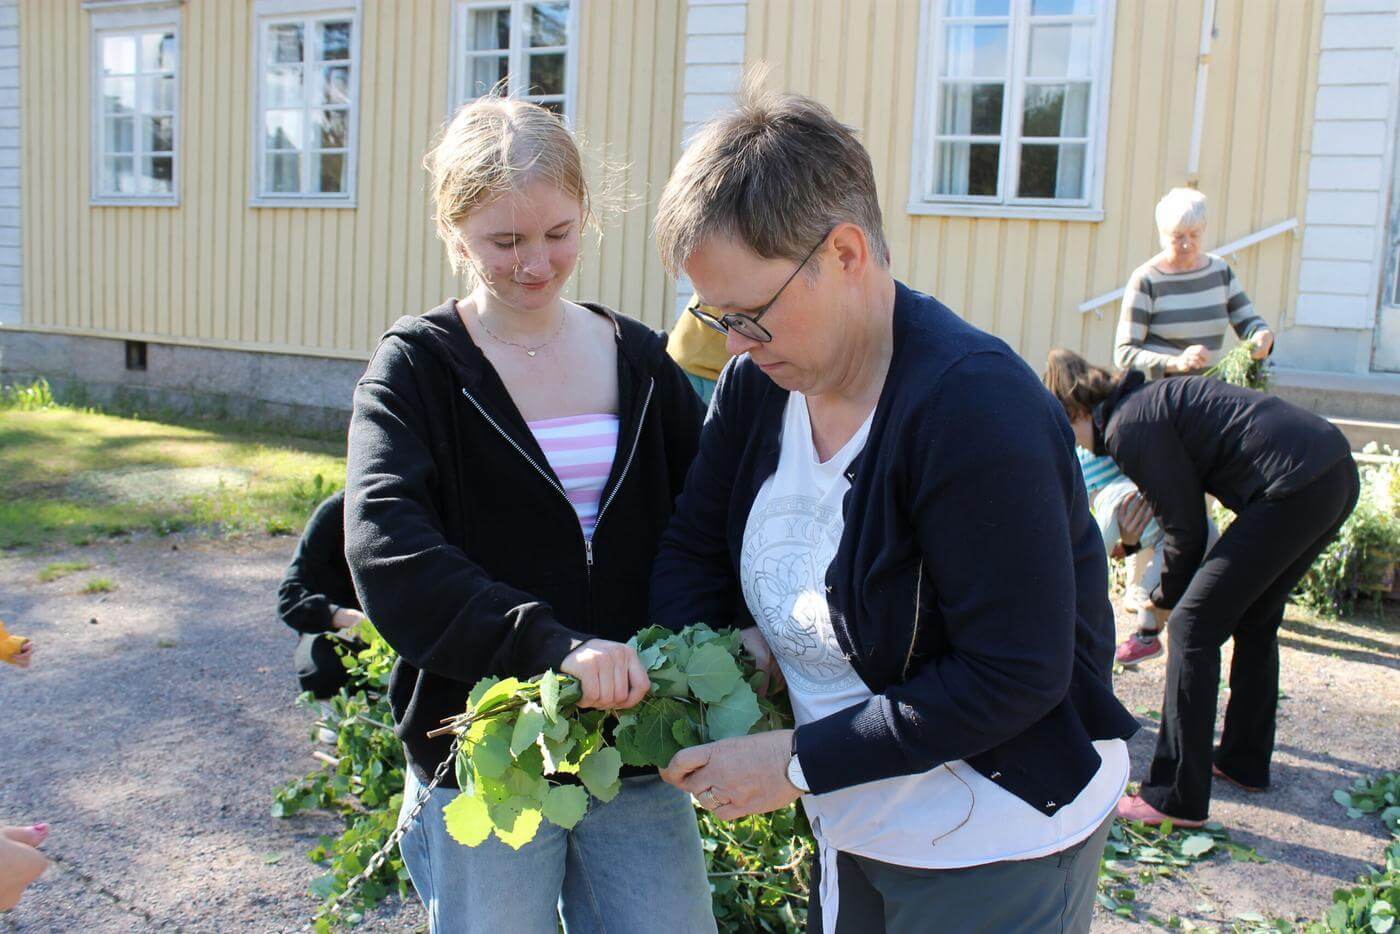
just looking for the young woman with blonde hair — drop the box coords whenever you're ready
[344,96,712,932]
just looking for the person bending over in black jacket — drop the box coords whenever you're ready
[277,490,365,699]
[1044,349,1358,827]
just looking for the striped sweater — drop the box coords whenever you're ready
[1113,254,1268,379]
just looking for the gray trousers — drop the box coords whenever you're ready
[808,816,1113,933]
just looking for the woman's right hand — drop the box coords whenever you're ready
[560,639,651,710]
[1171,345,1210,373]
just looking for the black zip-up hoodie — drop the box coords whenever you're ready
[345,300,704,783]
[1092,370,1352,610]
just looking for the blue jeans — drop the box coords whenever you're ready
[398,770,716,933]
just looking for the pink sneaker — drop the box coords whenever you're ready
[1115,794,1205,828]
[1115,633,1163,667]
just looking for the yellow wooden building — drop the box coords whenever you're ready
[2,0,1398,426]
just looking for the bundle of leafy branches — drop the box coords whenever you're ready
[1296,447,1400,617]
[274,623,811,930]
[1207,342,1272,392]
[435,624,792,849]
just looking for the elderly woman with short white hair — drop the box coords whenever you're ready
[1115,188,1274,379]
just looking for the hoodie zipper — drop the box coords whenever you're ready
[459,377,655,579]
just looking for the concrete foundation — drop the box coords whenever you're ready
[0,329,367,437]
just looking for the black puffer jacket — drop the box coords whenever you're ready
[1092,371,1352,609]
[345,300,704,783]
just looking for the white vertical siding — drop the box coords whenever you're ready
[1296,0,1399,330]
[0,0,17,325]
[675,0,748,319]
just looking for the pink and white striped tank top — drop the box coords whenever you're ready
[526,413,620,539]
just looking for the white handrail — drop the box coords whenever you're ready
[1078,217,1300,314]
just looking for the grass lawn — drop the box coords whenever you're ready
[0,402,345,549]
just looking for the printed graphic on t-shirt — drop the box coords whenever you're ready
[740,493,862,695]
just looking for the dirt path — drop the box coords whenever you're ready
[0,534,1395,931]
[0,534,423,933]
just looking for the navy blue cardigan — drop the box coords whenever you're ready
[650,283,1138,817]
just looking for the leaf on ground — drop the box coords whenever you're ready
[443,792,493,847]
[577,746,622,802]
[705,684,762,741]
[1179,834,1215,858]
[542,784,590,830]
[511,704,546,756]
[685,642,743,703]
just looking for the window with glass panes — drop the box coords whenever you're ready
[917,0,1109,210]
[452,1,574,117]
[95,29,177,200]
[257,12,357,200]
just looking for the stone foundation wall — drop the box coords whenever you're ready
[0,329,365,438]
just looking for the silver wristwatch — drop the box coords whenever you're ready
[786,752,810,793]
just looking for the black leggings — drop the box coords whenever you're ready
[1140,457,1360,820]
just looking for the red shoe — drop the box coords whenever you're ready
[1212,764,1266,792]
[1115,633,1163,667]
[1114,794,1206,828]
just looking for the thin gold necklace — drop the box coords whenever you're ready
[476,308,567,358]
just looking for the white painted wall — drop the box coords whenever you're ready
[0,0,18,326]
[673,0,747,321]
[1295,0,1398,338]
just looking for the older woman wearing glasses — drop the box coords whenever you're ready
[647,80,1139,934]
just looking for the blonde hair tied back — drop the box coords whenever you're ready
[424,90,597,281]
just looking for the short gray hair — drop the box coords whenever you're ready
[1155,187,1207,235]
[654,76,890,278]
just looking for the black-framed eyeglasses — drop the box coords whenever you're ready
[686,234,828,344]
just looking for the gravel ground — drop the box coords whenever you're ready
[0,534,424,933]
[0,533,1395,932]
[1098,598,1399,930]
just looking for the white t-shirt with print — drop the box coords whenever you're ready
[740,390,1128,874]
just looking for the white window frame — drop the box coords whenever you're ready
[909,0,1116,222]
[250,0,362,208]
[448,0,580,122]
[87,2,182,207]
